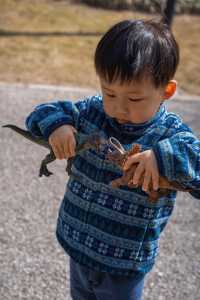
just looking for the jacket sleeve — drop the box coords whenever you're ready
[25,97,91,140]
[153,130,200,199]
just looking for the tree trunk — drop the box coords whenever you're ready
[163,0,176,27]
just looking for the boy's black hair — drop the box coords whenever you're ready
[94,19,179,87]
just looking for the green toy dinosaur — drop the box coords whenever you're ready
[2,124,106,177]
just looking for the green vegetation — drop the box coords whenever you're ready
[0,0,200,95]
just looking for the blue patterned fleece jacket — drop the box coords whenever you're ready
[25,95,200,277]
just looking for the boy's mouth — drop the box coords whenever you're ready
[116,118,128,124]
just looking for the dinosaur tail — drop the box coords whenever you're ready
[2,124,50,149]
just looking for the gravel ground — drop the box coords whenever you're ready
[0,83,200,300]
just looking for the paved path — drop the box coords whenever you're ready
[0,83,200,300]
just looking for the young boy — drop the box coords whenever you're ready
[25,19,200,300]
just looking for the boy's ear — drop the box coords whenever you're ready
[163,80,177,100]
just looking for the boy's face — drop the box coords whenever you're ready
[100,77,168,124]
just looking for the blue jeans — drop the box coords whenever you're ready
[69,257,145,300]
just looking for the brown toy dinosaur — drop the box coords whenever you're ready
[105,137,192,201]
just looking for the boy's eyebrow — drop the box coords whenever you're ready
[102,85,142,95]
[102,85,114,91]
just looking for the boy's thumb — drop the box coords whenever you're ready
[123,153,141,170]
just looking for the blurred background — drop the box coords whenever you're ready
[0,0,200,95]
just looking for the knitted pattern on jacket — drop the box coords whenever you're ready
[25,95,200,276]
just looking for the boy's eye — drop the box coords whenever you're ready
[106,93,116,98]
[128,98,144,102]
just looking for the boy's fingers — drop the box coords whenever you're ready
[49,138,62,159]
[142,171,151,192]
[69,145,75,157]
[72,127,77,134]
[52,145,63,159]
[124,153,142,170]
[69,143,74,157]
[152,170,159,191]
[59,145,66,159]
[132,163,144,185]
[63,143,70,159]
[69,138,76,157]
[64,137,76,158]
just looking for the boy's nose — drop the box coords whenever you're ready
[117,107,129,116]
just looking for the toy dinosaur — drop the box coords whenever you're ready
[2,124,192,201]
[105,137,192,201]
[2,124,106,177]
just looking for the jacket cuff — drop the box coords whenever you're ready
[153,139,174,179]
[38,113,74,140]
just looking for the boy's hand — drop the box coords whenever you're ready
[123,149,159,192]
[48,125,77,159]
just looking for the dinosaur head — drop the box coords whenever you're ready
[76,132,107,153]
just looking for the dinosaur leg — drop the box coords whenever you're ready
[128,143,142,156]
[39,151,56,177]
[65,157,74,175]
[147,188,172,202]
[111,172,132,188]
[110,178,123,188]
